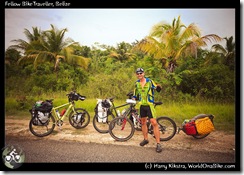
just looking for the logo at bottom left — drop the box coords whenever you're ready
[2,145,25,169]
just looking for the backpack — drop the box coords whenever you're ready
[29,100,53,126]
[94,99,111,123]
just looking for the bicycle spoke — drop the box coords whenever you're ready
[156,116,177,141]
[29,115,55,137]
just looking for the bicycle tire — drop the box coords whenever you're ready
[109,116,135,142]
[155,116,177,141]
[192,133,210,139]
[93,112,116,133]
[29,114,55,137]
[69,108,90,129]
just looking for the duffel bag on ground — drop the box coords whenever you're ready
[195,116,215,135]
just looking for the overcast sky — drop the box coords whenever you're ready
[5,8,236,50]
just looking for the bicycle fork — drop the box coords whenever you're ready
[121,118,127,130]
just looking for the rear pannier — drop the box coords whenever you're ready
[29,100,53,126]
[94,99,111,123]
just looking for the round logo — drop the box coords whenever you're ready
[2,145,25,169]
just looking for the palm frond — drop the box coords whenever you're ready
[196,34,223,47]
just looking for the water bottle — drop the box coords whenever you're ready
[122,109,126,116]
[60,109,66,116]
[56,109,60,118]
[117,110,121,117]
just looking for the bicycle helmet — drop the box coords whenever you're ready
[136,67,144,74]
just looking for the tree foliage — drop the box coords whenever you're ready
[5,18,236,103]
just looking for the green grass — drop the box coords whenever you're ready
[5,97,236,133]
[157,102,235,133]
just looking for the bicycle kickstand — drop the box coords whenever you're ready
[177,127,182,134]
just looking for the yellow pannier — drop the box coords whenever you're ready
[195,117,215,135]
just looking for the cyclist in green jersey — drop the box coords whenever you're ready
[133,68,162,153]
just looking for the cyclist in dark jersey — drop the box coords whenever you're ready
[133,68,162,153]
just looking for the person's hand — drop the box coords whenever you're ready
[156,84,162,92]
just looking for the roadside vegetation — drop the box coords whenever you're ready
[5,16,236,133]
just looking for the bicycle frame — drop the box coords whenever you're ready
[51,101,76,121]
[109,101,131,117]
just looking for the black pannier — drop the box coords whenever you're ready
[29,100,53,126]
[101,99,111,108]
[35,101,53,113]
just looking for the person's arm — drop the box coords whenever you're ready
[133,83,138,100]
[151,79,162,92]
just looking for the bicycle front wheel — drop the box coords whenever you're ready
[157,116,177,141]
[93,112,115,133]
[29,114,55,137]
[69,108,90,129]
[109,116,135,142]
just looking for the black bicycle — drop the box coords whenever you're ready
[108,93,177,142]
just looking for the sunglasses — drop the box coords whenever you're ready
[136,72,143,75]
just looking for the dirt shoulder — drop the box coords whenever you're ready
[5,117,236,154]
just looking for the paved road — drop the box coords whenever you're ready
[4,135,236,171]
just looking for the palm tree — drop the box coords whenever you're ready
[109,42,136,62]
[133,16,222,73]
[60,45,90,70]
[211,36,235,70]
[9,27,43,54]
[30,24,77,71]
[9,24,90,71]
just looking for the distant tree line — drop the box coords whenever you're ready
[5,16,235,103]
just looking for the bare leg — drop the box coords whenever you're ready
[150,118,160,143]
[141,117,148,140]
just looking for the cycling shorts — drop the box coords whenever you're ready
[139,105,154,119]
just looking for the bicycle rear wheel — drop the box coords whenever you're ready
[93,112,115,133]
[109,116,135,142]
[29,114,55,137]
[156,116,177,141]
